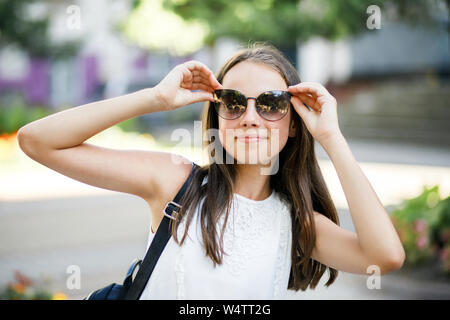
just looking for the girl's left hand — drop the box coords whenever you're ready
[288,82,342,145]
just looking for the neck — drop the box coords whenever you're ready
[234,164,272,201]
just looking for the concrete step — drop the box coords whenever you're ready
[339,114,450,130]
[335,78,450,146]
[341,104,450,118]
[340,127,450,147]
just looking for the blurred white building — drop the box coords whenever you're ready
[298,21,449,84]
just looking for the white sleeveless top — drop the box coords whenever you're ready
[139,179,293,300]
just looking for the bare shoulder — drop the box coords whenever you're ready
[313,210,328,219]
[312,210,326,223]
[143,152,195,233]
[147,152,194,201]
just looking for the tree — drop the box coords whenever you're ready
[0,0,79,58]
[126,0,448,60]
[161,0,387,47]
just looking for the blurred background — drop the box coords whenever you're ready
[0,0,449,300]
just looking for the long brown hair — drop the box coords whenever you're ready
[170,42,339,291]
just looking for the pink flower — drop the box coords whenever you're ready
[441,229,450,243]
[416,235,428,250]
[413,219,427,234]
[440,248,448,261]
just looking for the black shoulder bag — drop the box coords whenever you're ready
[85,162,199,300]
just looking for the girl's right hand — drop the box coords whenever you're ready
[154,60,223,111]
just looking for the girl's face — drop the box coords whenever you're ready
[218,61,296,165]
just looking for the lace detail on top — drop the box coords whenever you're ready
[273,197,292,298]
[219,190,277,277]
[175,249,186,299]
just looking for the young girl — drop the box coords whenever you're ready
[18,43,405,300]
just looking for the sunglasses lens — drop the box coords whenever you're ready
[214,90,246,120]
[256,91,291,121]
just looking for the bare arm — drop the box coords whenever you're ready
[312,134,405,274]
[18,59,222,150]
[17,88,178,200]
[17,60,222,201]
[289,82,405,275]
[18,88,161,150]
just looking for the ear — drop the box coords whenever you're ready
[288,118,297,137]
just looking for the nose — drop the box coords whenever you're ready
[240,98,261,127]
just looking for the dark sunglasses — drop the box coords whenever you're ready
[212,89,293,121]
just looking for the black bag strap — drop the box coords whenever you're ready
[125,162,199,300]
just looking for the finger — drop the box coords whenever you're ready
[294,93,315,108]
[191,70,212,82]
[190,72,223,90]
[184,60,222,89]
[209,73,223,89]
[194,75,216,87]
[291,96,312,122]
[184,60,214,80]
[191,72,222,90]
[296,93,324,112]
[288,82,328,98]
[183,78,217,93]
[183,75,212,88]
[190,90,215,104]
[190,82,214,92]
[298,82,331,96]
[179,66,193,84]
[192,69,222,89]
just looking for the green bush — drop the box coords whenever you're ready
[0,271,63,300]
[0,103,51,134]
[0,98,143,135]
[390,186,450,274]
[116,116,143,133]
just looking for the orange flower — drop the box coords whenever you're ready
[52,292,68,300]
[14,271,33,287]
[0,131,18,141]
[10,283,26,294]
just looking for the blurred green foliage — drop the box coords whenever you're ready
[155,0,445,49]
[0,0,79,58]
[116,117,144,133]
[159,0,384,47]
[0,100,144,135]
[0,98,51,134]
[390,186,450,274]
[395,0,450,25]
[0,271,62,300]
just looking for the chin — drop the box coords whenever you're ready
[232,149,277,165]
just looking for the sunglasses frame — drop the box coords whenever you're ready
[212,89,293,121]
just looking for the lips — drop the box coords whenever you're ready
[236,135,267,143]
